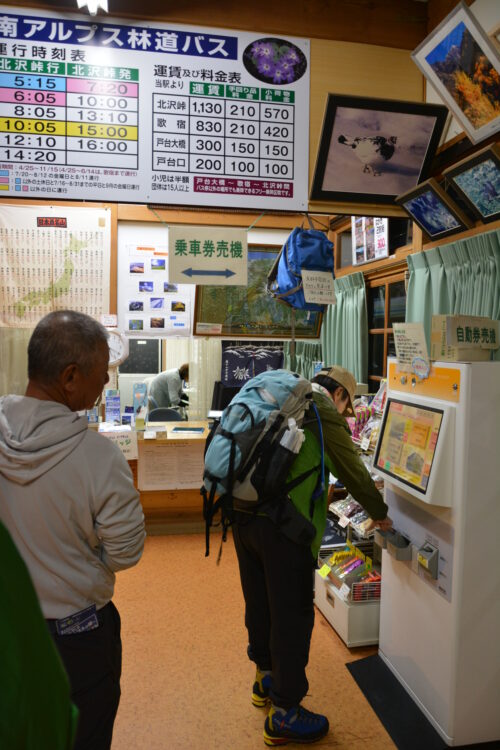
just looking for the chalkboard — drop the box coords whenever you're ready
[118,339,160,374]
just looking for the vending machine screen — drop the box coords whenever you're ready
[374,399,444,494]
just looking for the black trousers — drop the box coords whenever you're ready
[232,513,316,709]
[47,601,122,750]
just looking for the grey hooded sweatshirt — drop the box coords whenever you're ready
[0,395,145,619]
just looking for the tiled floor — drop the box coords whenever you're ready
[111,534,395,749]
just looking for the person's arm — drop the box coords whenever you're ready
[315,394,389,522]
[167,370,182,407]
[93,447,146,571]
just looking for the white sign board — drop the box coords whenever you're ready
[169,225,247,285]
[302,269,335,305]
[393,322,430,378]
[0,6,309,210]
[352,216,389,265]
[137,439,204,490]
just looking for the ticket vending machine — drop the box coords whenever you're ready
[374,359,500,746]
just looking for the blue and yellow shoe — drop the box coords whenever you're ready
[263,704,329,746]
[252,669,272,708]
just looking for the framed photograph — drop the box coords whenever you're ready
[412,1,500,145]
[194,246,322,339]
[309,94,447,205]
[443,143,500,223]
[396,178,472,241]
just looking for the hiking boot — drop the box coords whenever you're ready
[263,704,329,746]
[252,668,272,708]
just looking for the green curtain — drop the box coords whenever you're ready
[406,228,500,360]
[283,340,322,378]
[320,271,368,383]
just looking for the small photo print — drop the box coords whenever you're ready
[150,317,165,328]
[164,282,178,293]
[129,300,144,312]
[130,262,144,274]
[129,319,144,331]
[151,258,166,271]
[150,297,164,309]
[139,281,154,293]
[171,300,186,312]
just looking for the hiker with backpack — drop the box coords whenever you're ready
[204,365,392,746]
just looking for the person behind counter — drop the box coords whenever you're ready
[232,365,393,747]
[149,363,189,409]
[0,310,146,750]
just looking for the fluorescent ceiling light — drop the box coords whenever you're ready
[76,0,108,16]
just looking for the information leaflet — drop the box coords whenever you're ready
[0,7,310,210]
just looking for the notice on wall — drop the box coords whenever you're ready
[0,6,309,210]
[393,322,430,379]
[351,217,388,265]
[0,204,110,327]
[168,226,247,285]
[137,439,204,490]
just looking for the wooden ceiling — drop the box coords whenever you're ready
[2,0,463,50]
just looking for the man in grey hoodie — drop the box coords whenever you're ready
[0,310,146,750]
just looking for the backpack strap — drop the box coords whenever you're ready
[309,401,325,515]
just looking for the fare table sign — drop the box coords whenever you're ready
[0,7,310,210]
[168,225,247,285]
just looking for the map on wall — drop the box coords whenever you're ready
[0,7,310,210]
[0,204,110,327]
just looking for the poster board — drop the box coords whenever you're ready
[0,6,310,210]
[117,221,195,337]
[0,204,111,327]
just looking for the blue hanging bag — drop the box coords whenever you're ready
[267,218,334,312]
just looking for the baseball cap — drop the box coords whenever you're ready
[317,365,356,415]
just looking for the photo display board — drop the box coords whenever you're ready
[0,7,310,210]
[117,221,195,337]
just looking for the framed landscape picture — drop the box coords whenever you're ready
[443,143,500,223]
[194,246,322,339]
[309,94,447,205]
[412,1,500,145]
[396,178,472,240]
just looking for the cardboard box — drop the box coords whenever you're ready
[431,315,493,362]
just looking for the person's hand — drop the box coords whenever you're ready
[366,516,393,532]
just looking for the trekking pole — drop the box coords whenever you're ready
[290,307,296,368]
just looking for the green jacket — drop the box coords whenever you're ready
[288,388,388,558]
[0,521,78,750]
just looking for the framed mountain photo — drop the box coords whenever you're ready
[412,1,500,145]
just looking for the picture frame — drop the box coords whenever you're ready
[412,1,500,145]
[309,94,447,205]
[396,178,473,240]
[194,246,323,339]
[443,143,500,224]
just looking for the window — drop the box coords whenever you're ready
[366,275,406,393]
